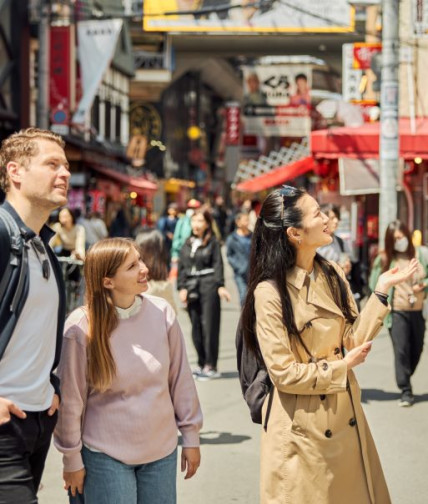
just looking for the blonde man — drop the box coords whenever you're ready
[0,128,69,503]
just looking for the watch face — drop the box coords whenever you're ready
[129,102,162,146]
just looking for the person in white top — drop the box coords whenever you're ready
[0,128,69,503]
[54,238,202,504]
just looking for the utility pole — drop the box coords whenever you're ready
[37,0,50,129]
[378,0,400,247]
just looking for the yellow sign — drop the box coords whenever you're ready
[143,0,354,33]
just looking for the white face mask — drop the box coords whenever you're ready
[394,236,409,253]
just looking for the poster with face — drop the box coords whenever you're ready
[143,0,354,33]
[241,65,312,137]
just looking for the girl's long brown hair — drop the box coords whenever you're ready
[84,238,136,392]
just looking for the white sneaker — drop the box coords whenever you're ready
[197,369,221,381]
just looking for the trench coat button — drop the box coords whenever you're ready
[334,347,341,355]
[325,429,333,438]
[322,362,328,371]
[320,394,326,401]
[349,418,357,427]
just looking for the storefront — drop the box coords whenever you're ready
[311,118,428,244]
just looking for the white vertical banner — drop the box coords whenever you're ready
[72,19,123,125]
[342,44,363,102]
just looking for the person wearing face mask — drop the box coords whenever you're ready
[369,220,428,407]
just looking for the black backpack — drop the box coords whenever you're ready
[0,207,27,317]
[236,316,273,430]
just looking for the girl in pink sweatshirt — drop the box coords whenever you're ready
[54,238,202,504]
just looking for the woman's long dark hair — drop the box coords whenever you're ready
[135,229,169,281]
[241,187,357,362]
[382,220,415,272]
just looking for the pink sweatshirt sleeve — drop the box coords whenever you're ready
[166,305,203,447]
[54,323,88,472]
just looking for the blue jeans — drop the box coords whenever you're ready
[234,273,248,306]
[79,446,177,504]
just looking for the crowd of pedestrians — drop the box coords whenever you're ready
[0,128,426,504]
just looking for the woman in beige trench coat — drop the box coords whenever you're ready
[241,186,419,504]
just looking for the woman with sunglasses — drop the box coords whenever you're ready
[369,220,428,407]
[241,186,418,504]
[54,238,202,504]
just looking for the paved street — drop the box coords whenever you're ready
[40,264,428,504]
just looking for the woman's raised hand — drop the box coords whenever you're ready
[375,258,420,294]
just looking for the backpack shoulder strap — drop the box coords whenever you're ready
[0,208,25,310]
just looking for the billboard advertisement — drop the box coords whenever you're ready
[143,0,354,33]
[241,64,311,137]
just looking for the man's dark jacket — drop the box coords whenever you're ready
[0,201,66,396]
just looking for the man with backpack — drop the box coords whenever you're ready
[0,128,69,502]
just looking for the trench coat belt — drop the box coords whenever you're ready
[189,268,215,277]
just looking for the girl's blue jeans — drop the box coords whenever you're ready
[71,445,177,504]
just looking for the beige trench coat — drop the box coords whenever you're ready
[254,262,391,504]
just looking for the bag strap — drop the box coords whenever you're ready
[0,209,22,301]
[0,208,27,313]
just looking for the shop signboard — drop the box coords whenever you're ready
[67,189,85,213]
[241,64,311,137]
[343,43,382,105]
[225,102,240,145]
[339,157,403,195]
[49,26,74,135]
[87,189,107,214]
[143,0,354,33]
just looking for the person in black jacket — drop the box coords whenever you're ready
[178,208,231,380]
[0,128,68,503]
[226,212,252,306]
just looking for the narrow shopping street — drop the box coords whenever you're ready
[40,261,428,504]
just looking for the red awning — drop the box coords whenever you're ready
[236,156,315,193]
[311,118,428,160]
[90,165,158,194]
